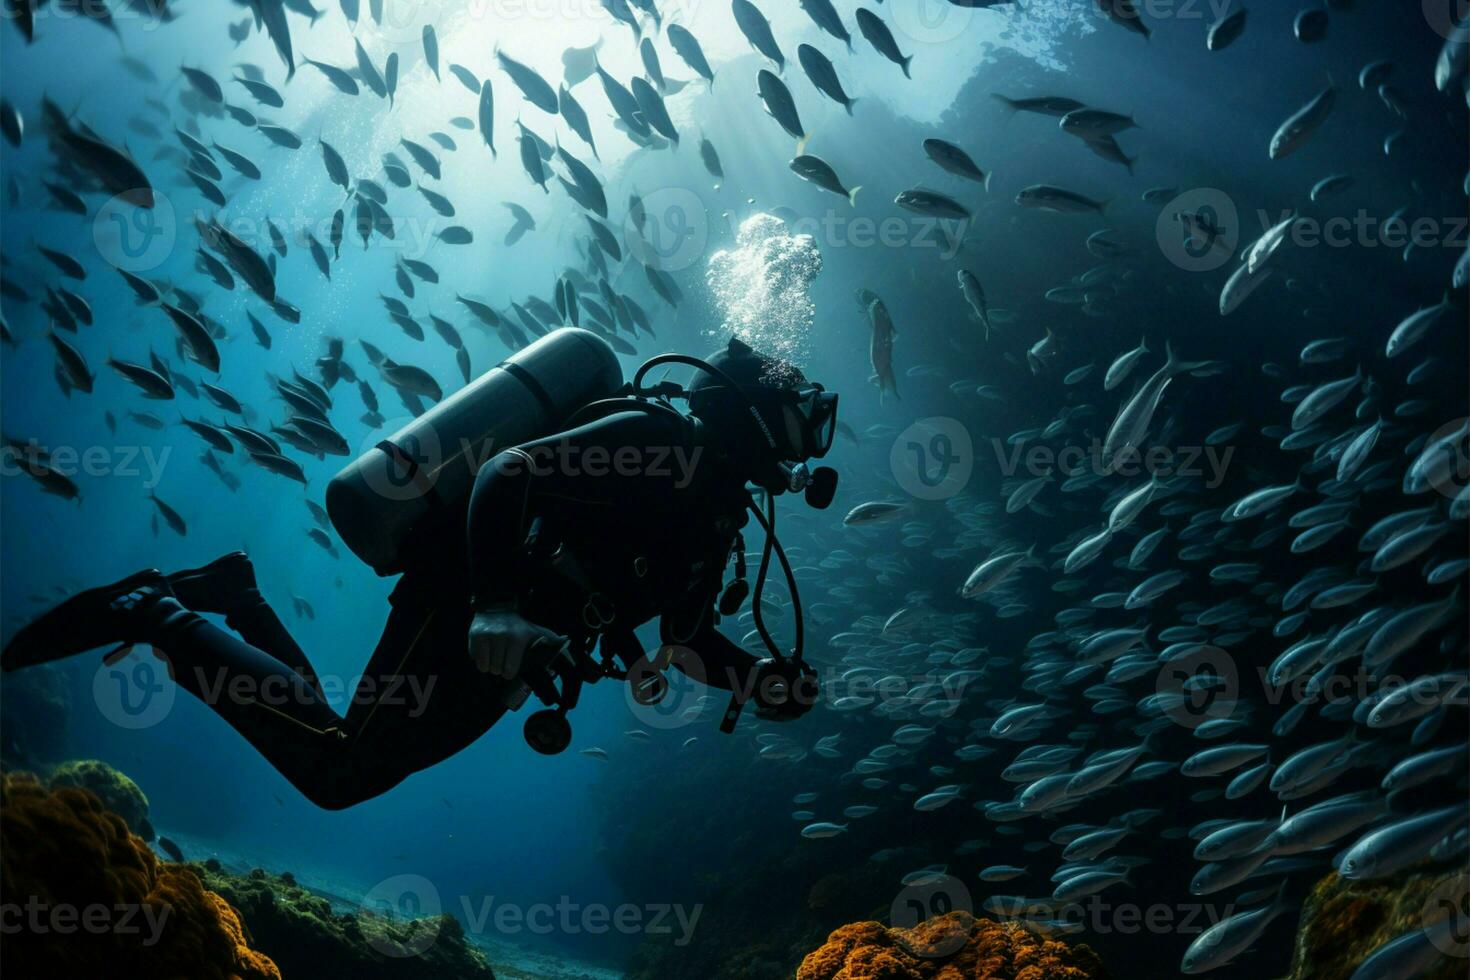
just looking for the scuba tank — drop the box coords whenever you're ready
[326,328,623,575]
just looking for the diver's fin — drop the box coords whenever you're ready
[1,569,170,672]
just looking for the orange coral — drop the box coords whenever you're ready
[796,912,1107,980]
[0,771,279,980]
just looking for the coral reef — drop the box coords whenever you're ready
[1287,865,1467,980]
[47,758,155,840]
[796,911,1108,980]
[0,771,279,979]
[196,861,498,980]
[1,767,496,980]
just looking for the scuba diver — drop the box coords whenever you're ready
[2,331,839,809]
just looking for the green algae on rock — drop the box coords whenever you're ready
[1287,865,1469,980]
[47,757,155,840]
[195,860,498,980]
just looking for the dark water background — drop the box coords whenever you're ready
[2,0,1465,975]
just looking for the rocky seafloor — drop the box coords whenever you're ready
[0,758,619,979]
[2,749,1462,978]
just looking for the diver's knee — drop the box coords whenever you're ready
[300,774,393,811]
[306,786,365,811]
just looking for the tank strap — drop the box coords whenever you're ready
[496,360,559,418]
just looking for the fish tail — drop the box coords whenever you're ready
[900,55,913,79]
[795,134,811,156]
[844,97,856,116]
[983,170,993,192]
[847,185,862,208]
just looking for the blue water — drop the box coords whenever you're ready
[2,1,1467,977]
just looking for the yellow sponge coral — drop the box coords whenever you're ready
[797,911,1108,980]
[0,771,278,980]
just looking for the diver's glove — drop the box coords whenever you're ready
[468,604,569,680]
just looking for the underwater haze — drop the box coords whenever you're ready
[2,0,1469,978]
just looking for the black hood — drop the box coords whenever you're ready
[688,337,808,487]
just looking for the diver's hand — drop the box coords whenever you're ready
[468,608,567,679]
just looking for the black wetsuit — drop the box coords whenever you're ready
[151,407,761,809]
